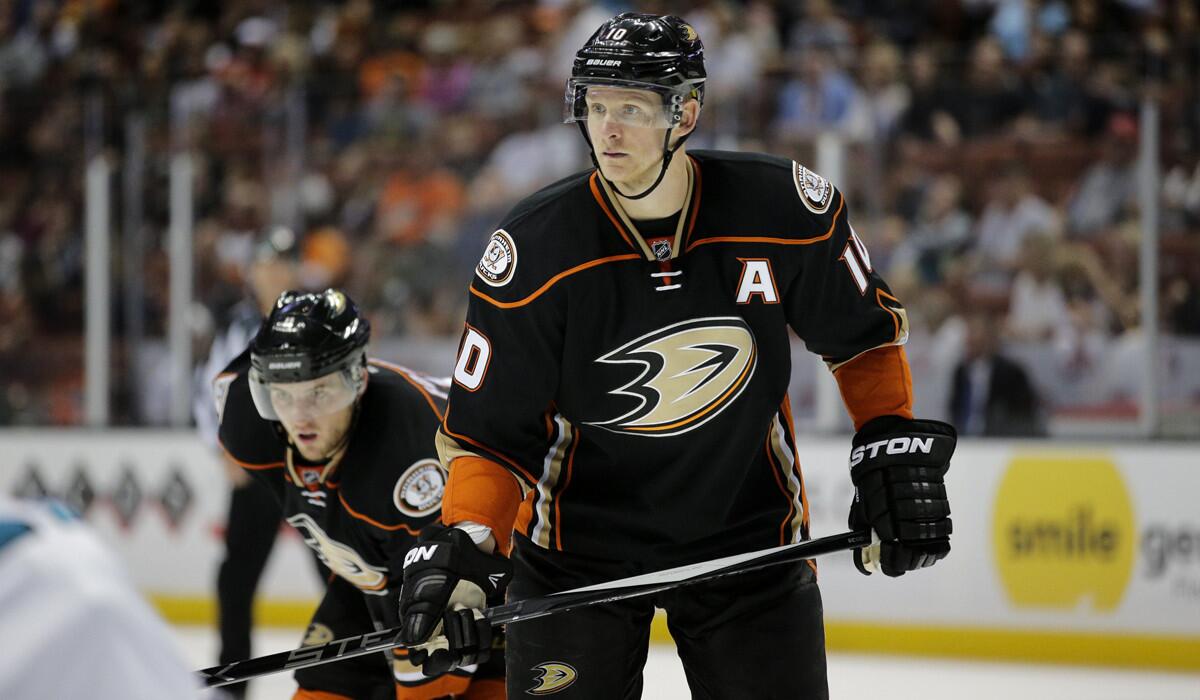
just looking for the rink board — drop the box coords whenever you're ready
[1,430,1197,670]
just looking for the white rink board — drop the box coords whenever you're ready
[1,431,1198,641]
[802,440,1200,637]
[0,430,322,599]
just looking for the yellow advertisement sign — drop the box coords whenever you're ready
[993,455,1135,610]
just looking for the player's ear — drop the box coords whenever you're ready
[672,99,700,143]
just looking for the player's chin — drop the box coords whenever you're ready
[292,434,323,458]
[602,170,644,192]
[596,163,624,181]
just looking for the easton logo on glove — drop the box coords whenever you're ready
[404,544,439,568]
[849,436,936,467]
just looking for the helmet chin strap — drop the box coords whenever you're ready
[579,123,694,201]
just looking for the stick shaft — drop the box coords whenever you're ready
[198,529,869,687]
[485,529,869,626]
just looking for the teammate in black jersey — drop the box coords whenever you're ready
[196,228,329,700]
[216,288,504,700]
[398,13,956,699]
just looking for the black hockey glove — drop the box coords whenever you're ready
[398,525,511,676]
[848,416,957,578]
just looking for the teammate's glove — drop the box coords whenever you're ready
[398,525,511,675]
[847,416,956,577]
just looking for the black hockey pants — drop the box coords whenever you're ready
[505,533,829,699]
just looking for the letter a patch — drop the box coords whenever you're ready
[735,259,779,304]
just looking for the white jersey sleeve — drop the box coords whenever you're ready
[0,497,201,699]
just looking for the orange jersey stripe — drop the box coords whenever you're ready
[875,288,904,343]
[220,445,284,471]
[552,433,581,551]
[514,491,536,542]
[368,359,444,420]
[684,196,845,252]
[469,253,640,310]
[779,395,811,536]
[684,155,704,247]
[762,428,796,546]
[589,171,636,249]
[441,408,538,485]
[338,492,420,535]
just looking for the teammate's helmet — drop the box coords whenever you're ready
[564,13,705,128]
[248,289,370,421]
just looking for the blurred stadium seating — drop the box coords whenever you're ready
[0,0,1196,435]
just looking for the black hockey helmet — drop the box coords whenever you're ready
[248,288,370,421]
[565,13,706,200]
[566,12,705,121]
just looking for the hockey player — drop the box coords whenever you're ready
[216,288,503,699]
[195,226,328,700]
[399,13,956,699]
[0,496,200,699]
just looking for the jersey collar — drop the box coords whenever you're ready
[285,443,346,488]
[589,156,703,261]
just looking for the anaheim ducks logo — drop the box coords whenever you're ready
[528,662,578,695]
[589,317,757,437]
[681,24,698,42]
[287,513,388,593]
[301,622,334,646]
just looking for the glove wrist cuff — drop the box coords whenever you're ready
[454,521,494,547]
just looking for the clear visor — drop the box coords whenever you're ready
[564,78,688,129]
[248,365,363,423]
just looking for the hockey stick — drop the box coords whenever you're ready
[197,528,872,688]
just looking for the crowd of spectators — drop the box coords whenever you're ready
[1,0,1198,432]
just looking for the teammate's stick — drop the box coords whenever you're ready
[198,528,874,688]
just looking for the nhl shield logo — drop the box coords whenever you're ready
[793,163,832,214]
[651,238,672,261]
[476,229,517,287]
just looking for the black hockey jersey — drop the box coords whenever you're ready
[438,150,909,567]
[216,351,449,630]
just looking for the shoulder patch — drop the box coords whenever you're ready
[393,459,446,518]
[476,229,518,287]
[792,162,833,214]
